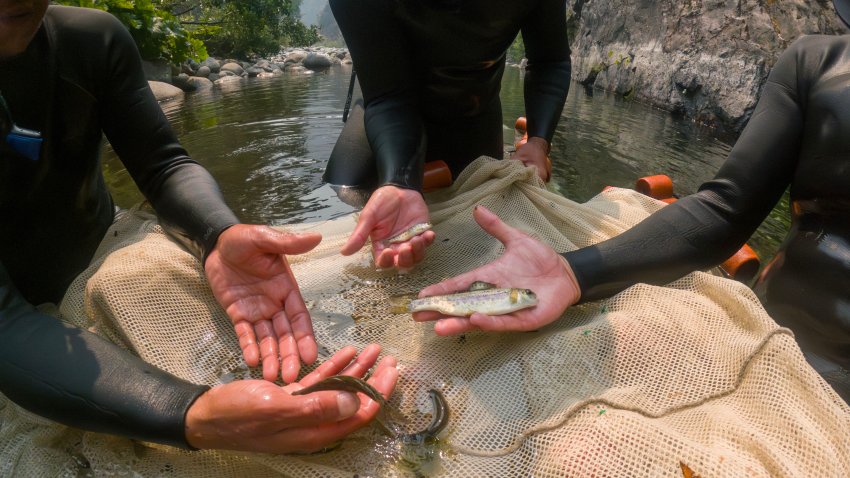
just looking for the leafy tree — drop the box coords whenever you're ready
[55,0,207,64]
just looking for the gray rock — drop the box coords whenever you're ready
[171,73,197,92]
[302,53,333,71]
[186,76,214,90]
[569,0,848,132]
[202,57,221,73]
[207,72,220,82]
[220,62,244,76]
[245,67,264,77]
[195,65,211,78]
[148,81,184,101]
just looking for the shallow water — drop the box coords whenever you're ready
[102,65,789,265]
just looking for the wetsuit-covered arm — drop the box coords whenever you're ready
[0,262,207,448]
[564,37,808,302]
[521,0,571,143]
[91,11,239,260]
[329,0,426,191]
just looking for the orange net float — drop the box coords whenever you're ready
[514,117,529,150]
[632,174,760,282]
[635,174,674,200]
[422,160,453,192]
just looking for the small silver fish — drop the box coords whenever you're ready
[384,222,433,245]
[390,283,538,316]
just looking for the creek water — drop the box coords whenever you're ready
[102,65,789,267]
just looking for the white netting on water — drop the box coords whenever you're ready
[2,157,848,477]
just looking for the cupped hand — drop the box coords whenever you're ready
[205,224,322,383]
[413,206,579,335]
[185,344,398,454]
[512,136,551,183]
[340,185,436,270]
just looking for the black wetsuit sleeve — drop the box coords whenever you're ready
[564,39,806,302]
[96,13,239,261]
[521,0,571,143]
[329,0,426,191]
[0,262,208,449]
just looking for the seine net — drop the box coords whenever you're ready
[2,158,848,477]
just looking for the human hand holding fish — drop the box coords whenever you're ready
[412,206,580,336]
[340,185,436,269]
[185,344,398,454]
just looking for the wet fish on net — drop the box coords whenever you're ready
[390,282,538,316]
[292,376,449,442]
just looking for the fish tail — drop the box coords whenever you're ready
[388,293,415,314]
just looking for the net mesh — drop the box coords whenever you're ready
[2,157,848,477]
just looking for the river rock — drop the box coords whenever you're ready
[570,0,848,132]
[171,73,197,92]
[201,57,221,73]
[148,80,184,101]
[195,65,211,78]
[186,76,214,90]
[303,53,333,71]
[220,62,244,76]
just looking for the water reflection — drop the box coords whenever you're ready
[102,65,788,263]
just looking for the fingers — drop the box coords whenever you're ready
[366,355,398,399]
[273,311,300,383]
[341,214,375,256]
[434,317,479,336]
[473,205,522,246]
[339,343,382,377]
[297,345,360,387]
[469,312,537,332]
[284,290,318,366]
[251,227,322,256]
[234,320,260,367]
[254,319,281,382]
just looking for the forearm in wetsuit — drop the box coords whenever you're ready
[0,262,207,449]
[564,38,806,302]
[83,8,239,260]
[329,0,426,191]
[521,0,572,143]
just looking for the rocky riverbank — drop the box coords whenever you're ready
[570,0,848,133]
[145,47,351,102]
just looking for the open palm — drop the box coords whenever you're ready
[414,206,579,335]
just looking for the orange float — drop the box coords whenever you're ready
[422,160,453,192]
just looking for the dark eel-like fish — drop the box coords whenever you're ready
[292,376,449,442]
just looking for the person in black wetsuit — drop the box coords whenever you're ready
[326,0,571,270]
[413,0,850,402]
[0,1,397,453]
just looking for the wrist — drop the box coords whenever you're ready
[559,255,581,305]
[526,136,551,155]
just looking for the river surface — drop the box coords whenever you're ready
[102,65,790,267]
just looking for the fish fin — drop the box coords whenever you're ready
[388,293,415,314]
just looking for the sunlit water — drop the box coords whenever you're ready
[102,65,789,266]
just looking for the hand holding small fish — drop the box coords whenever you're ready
[340,185,436,269]
[512,136,552,183]
[413,205,580,335]
[185,344,399,454]
[205,224,322,383]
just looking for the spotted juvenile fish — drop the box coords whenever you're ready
[383,222,433,245]
[390,283,538,316]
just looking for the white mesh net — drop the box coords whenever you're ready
[2,158,848,477]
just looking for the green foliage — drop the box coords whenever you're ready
[506,34,525,63]
[54,0,206,64]
[193,0,317,58]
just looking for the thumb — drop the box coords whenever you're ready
[341,214,375,256]
[255,228,322,256]
[284,391,360,427]
[473,206,521,246]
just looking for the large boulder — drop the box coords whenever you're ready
[186,77,214,90]
[302,53,333,71]
[220,62,245,76]
[147,81,184,101]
